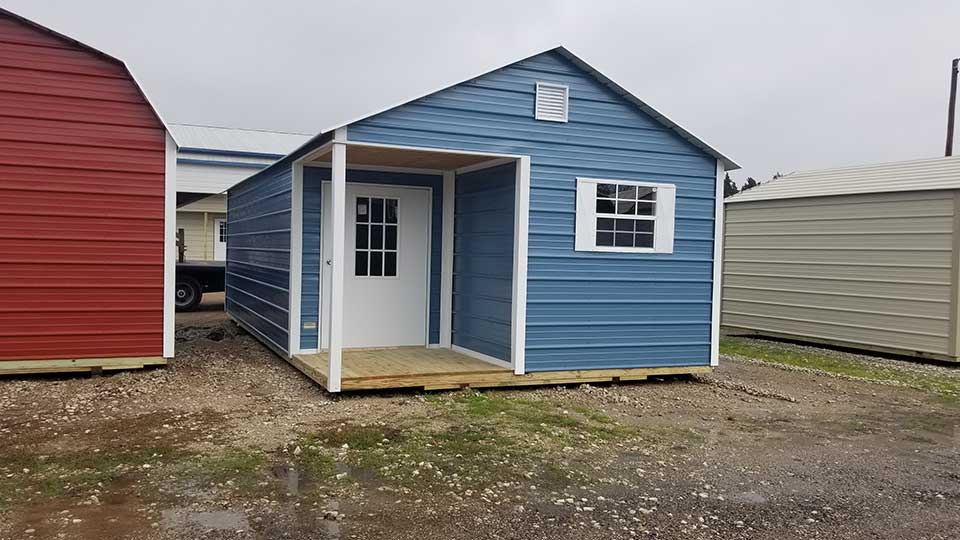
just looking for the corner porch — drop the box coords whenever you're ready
[287,130,531,392]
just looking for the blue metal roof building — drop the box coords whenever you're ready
[226,46,738,392]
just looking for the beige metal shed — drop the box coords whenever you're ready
[722,156,960,362]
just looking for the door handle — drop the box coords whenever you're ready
[325,259,332,266]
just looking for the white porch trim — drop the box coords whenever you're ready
[162,133,176,359]
[440,170,455,348]
[288,161,304,355]
[511,156,531,375]
[327,127,348,392]
[711,159,725,366]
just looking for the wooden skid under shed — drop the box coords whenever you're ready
[0,356,167,376]
[291,347,711,391]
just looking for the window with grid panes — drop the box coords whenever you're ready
[574,178,676,253]
[354,196,398,277]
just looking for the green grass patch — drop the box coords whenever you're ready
[721,337,960,401]
[179,448,267,490]
[0,446,174,505]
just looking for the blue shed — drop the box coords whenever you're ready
[225,46,738,392]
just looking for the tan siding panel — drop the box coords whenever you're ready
[723,300,948,334]
[726,216,952,235]
[722,190,956,357]
[175,211,223,261]
[723,261,951,283]
[724,274,949,300]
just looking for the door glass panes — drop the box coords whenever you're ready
[355,197,398,277]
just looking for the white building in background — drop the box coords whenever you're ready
[171,123,311,261]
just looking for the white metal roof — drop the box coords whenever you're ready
[170,123,312,157]
[726,156,960,204]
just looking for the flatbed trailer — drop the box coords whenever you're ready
[176,261,224,311]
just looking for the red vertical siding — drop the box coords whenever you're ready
[0,14,166,361]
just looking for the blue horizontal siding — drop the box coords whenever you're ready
[226,165,292,353]
[349,50,716,371]
[299,166,443,350]
[452,163,515,361]
[300,171,322,350]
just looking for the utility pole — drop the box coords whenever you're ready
[947,58,959,157]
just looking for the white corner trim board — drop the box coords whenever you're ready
[711,160,725,367]
[511,156,531,375]
[163,133,176,359]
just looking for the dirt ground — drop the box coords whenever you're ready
[1,321,958,540]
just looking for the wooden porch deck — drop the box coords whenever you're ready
[290,347,711,392]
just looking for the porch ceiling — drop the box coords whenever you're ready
[306,144,502,171]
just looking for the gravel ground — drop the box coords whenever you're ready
[1,320,958,540]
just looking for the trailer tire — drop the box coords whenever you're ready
[175,276,202,312]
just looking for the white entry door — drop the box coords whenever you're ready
[320,183,430,348]
[213,218,227,261]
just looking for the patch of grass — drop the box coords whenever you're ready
[293,435,337,479]
[0,446,174,505]
[185,448,267,489]
[721,337,960,401]
[314,424,405,451]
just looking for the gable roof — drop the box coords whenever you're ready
[286,45,739,170]
[726,156,960,204]
[170,123,311,158]
[0,6,176,145]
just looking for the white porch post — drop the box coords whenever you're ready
[439,170,455,348]
[511,156,531,375]
[328,129,348,392]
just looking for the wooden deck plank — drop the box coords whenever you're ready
[289,348,710,392]
[0,356,167,376]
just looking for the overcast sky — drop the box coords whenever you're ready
[5,0,959,182]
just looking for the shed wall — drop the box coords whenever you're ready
[348,50,717,371]
[225,165,292,353]
[0,13,167,361]
[723,190,956,357]
[453,163,516,361]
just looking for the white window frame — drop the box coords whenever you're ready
[575,177,676,254]
[534,82,569,123]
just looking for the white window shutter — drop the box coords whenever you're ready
[535,82,569,123]
[653,185,676,253]
[574,179,596,251]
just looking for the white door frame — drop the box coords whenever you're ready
[318,181,433,350]
[287,134,531,393]
[213,218,227,261]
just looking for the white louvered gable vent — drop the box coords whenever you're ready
[535,82,569,122]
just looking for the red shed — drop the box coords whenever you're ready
[0,8,175,374]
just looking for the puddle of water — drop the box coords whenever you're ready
[161,508,250,531]
[334,461,378,483]
[272,464,304,495]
